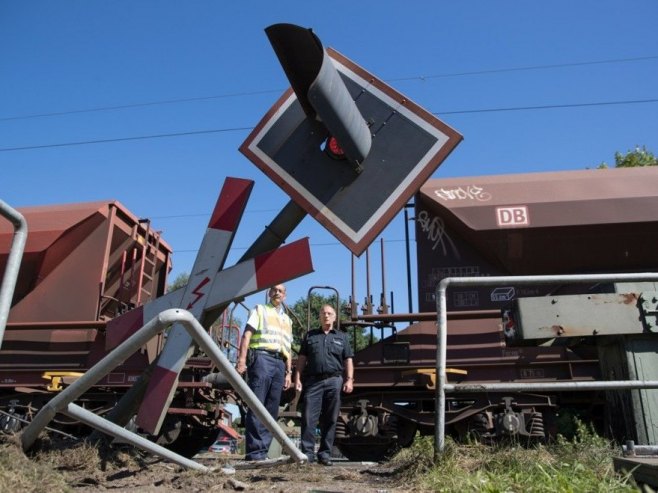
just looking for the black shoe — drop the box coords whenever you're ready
[245,456,267,462]
[318,457,333,466]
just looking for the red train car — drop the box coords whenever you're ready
[334,166,658,460]
[0,201,173,420]
[0,200,241,452]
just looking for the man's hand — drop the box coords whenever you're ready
[283,372,292,390]
[236,360,247,375]
[342,378,353,394]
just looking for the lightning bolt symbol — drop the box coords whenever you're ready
[186,276,211,309]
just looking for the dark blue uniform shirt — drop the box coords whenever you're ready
[299,328,354,378]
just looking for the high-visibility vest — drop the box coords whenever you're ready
[247,303,292,361]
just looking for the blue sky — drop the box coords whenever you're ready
[2,1,657,319]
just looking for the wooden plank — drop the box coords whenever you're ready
[614,456,658,488]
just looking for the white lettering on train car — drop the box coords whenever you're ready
[433,185,492,202]
[496,206,529,227]
[416,209,459,256]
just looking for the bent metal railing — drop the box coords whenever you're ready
[21,308,307,471]
[434,272,658,462]
[0,199,27,349]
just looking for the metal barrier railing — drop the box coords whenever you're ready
[434,272,658,462]
[21,308,307,470]
[0,199,27,349]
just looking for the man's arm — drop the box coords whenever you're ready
[236,325,254,375]
[294,354,306,392]
[342,358,354,394]
[283,355,292,390]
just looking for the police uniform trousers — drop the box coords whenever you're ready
[245,350,285,460]
[300,374,343,462]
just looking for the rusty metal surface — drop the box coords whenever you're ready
[514,292,650,339]
[418,166,658,231]
[415,167,658,313]
[0,200,172,322]
[0,200,173,389]
[352,318,600,389]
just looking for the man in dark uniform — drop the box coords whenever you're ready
[294,304,354,465]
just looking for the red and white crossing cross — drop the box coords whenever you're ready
[106,176,252,436]
[135,237,313,433]
[105,237,315,351]
[105,177,254,351]
[105,175,314,435]
[135,177,252,434]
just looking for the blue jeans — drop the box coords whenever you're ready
[244,351,285,460]
[300,375,342,462]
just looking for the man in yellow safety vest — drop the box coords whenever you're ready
[236,284,293,461]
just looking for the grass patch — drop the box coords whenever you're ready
[0,420,646,492]
[0,435,71,493]
[387,421,640,492]
[0,433,158,492]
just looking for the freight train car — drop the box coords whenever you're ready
[0,201,236,449]
[334,166,658,461]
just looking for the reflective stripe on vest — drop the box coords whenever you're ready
[249,304,292,361]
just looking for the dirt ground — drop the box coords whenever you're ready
[1,434,411,493]
[67,453,408,492]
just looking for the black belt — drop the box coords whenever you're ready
[309,372,342,380]
[254,349,284,360]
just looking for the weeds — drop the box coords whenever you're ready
[0,421,644,492]
[0,436,70,493]
[387,421,639,492]
[0,433,158,493]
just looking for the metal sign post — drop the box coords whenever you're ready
[0,199,27,349]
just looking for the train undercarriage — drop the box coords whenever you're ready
[333,389,605,461]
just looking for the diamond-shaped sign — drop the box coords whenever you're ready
[240,47,462,255]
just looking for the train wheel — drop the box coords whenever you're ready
[336,418,417,462]
[155,416,182,446]
[395,418,418,448]
[163,417,216,458]
[336,436,399,462]
[455,412,492,443]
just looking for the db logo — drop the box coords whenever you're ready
[496,206,529,227]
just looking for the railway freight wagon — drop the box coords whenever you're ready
[0,201,236,450]
[334,166,658,461]
[0,201,172,432]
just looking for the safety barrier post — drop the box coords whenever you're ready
[0,199,27,349]
[434,272,658,463]
[21,308,307,470]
